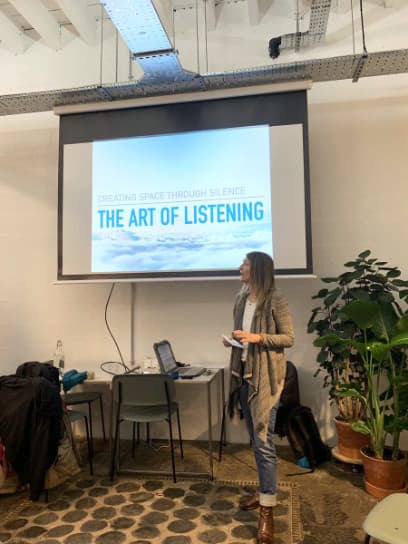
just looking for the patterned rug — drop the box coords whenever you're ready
[0,475,302,544]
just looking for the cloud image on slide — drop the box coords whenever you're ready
[92,224,273,272]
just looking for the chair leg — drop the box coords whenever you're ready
[83,415,94,475]
[176,407,184,459]
[132,423,136,458]
[167,416,177,483]
[87,401,94,458]
[110,409,121,481]
[99,395,106,442]
[218,402,226,461]
[146,422,150,445]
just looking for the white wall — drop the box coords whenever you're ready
[1,90,407,448]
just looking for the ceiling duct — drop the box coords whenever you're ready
[1,47,408,116]
[1,1,408,116]
[102,0,197,84]
[269,0,332,59]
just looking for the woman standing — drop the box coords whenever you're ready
[224,251,295,544]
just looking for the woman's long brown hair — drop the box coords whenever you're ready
[246,251,275,311]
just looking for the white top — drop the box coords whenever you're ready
[241,298,257,362]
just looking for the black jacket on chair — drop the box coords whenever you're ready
[16,360,60,390]
[0,375,62,500]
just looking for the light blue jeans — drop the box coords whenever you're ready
[239,380,278,506]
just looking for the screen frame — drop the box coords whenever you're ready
[58,89,312,281]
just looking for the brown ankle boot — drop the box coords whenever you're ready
[239,490,260,510]
[257,506,274,544]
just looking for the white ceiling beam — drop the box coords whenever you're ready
[8,0,61,50]
[54,0,96,45]
[152,0,173,40]
[247,0,260,25]
[204,0,216,32]
[0,10,26,53]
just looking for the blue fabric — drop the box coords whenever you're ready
[297,455,311,468]
[62,370,87,392]
[239,380,278,496]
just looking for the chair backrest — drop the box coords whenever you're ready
[112,374,176,407]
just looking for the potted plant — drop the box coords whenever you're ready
[308,250,408,461]
[318,299,408,497]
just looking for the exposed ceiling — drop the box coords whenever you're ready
[0,0,407,116]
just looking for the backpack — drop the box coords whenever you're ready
[285,405,332,471]
[275,360,300,437]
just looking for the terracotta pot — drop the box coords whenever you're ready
[361,447,407,499]
[334,418,369,461]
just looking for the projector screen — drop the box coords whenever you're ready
[58,90,312,281]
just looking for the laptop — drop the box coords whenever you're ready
[153,340,206,379]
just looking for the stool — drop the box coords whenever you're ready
[68,410,93,475]
[65,391,106,455]
[363,493,408,544]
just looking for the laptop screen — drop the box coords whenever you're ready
[154,341,178,374]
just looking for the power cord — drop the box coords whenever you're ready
[359,0,368,56]
[352,0,369,82]
[100,283,139,376]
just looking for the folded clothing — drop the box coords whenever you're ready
[62,370,88,392]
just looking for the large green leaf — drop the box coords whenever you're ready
[392,279,408,287]
[372,303,398,339]
[312,288,329,299]
[369,341,391,362]
[358,250,371,259]
[342,301,380,330]
[350,420,371,435]
[324,288,342,307]
[386,269,401,279]
[321,277,339,284]
[395,314,408,334]
[390,331,408,348]
[335,386,366,403]
[348,288,371,301]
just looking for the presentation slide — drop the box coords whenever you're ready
[91,126,272,273]
[62,123,307,279]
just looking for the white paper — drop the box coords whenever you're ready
[222,334,244,348]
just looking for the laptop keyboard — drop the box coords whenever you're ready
[178,366,206,378]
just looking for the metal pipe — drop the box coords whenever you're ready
[115,28,118,83]
[204,0,209,72]
[99,2,104,85]
[195,0,200,73]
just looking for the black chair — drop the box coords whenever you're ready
[68,409,93,475]
[65,391,106,456]
[110,374,184,482]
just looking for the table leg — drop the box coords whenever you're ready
[207,380,213,480]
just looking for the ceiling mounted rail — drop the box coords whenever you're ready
[269,0,332,59]
[1,48,408,116]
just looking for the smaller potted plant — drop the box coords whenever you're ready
[318,299,408,497]
[308,250,408,461]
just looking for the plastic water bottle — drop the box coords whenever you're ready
[53,340,65,375]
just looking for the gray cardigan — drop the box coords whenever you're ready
[228,288,295,443]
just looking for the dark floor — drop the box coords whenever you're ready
[0,439,380,543]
